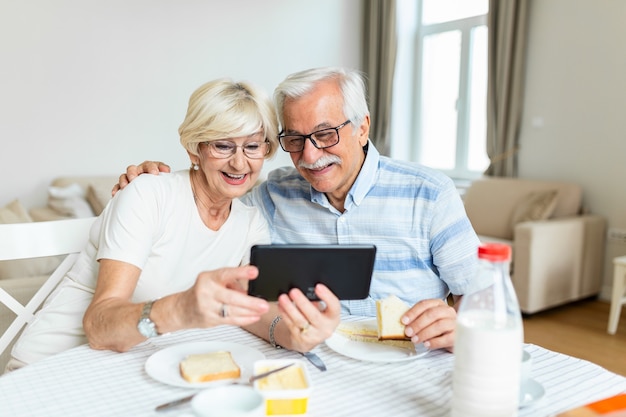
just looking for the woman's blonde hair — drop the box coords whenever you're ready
[179,78,279,158]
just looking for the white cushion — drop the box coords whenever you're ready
[47,184,94,218]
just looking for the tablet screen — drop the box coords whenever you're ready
[248,244,376,301]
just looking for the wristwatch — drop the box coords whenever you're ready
[137,300,158,338]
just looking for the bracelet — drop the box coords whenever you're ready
[269,315,282,349]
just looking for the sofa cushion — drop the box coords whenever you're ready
[28,207,72,222]
[47,183,95,218]
[0,200,63,280]
[464,176,582,240]
[86,182,113,215]
[28,177,116,221]
[51,176,115,217]
[510,189,558,229]
[0,199,32,224]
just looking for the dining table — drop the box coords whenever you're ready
[1,315,624,417]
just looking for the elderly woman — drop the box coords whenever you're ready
[7,79,278,371]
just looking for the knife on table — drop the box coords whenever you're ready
[300,351,327,372]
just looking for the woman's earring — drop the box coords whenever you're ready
[192,163,199,171]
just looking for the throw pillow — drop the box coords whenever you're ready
[48,183,84,199]
[0,199,32,224]
[510,190,558,229]
[47,184,94,218]
[0,200,63,280]
[86,182,112,215]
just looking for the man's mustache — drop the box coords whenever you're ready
[298,154,342,170]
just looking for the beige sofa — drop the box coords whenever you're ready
[463,176,606,314]
[28,176,115,222]
[0,176,115,369]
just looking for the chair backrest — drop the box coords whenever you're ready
[0,217,96,365]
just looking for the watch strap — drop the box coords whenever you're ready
[141,300,155,319]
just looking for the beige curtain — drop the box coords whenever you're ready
[363,0,397,156]
[485,0,529,177]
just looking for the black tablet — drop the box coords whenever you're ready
[248,244,376,301]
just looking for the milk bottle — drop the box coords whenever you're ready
[450,243,523,417]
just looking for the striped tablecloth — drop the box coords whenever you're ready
[1,316,624,417]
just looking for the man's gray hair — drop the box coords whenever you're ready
[273,67,369,134]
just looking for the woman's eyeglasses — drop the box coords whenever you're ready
[203,140,270,159]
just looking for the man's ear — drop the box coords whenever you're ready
[357,114,371,147]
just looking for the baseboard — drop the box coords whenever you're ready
[599,285,612,302]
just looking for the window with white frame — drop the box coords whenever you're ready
[391,0,489,180]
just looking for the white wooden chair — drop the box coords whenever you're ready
[608,256,626,334]
[0,217,96,366]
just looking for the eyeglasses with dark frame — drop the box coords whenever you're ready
[278,120,351,153]
[203,140,270,159]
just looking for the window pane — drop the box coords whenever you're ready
[467,25,489,172]
[422,0,488,25]
[419,31,461,170]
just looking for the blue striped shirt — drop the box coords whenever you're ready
[242,142,480,316]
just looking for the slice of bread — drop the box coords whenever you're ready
[336,322,414,350]
[179,350,241,383]
[376,295,410,340]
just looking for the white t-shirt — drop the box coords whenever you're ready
[12,170,270,365]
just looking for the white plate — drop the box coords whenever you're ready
[145,341,265,388]
[519,378,545,408]
[325,319,429,363]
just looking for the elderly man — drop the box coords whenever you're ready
[115,67,482,353]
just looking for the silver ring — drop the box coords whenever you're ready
[220,304,228,318]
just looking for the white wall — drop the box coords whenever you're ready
[0,0,362,208]
[520,0,626,297]
[3,0,623,298]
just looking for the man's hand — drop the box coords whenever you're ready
[277,283,341,352]
[401,297,461,352]
[111,161,171,196]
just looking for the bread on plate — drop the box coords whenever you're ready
[376,294,410,340]
[179,350,240,383]
[336,321,414,349]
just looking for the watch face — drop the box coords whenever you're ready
[138,318,157,338]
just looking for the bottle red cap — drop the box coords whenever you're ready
[478,243,512,261]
